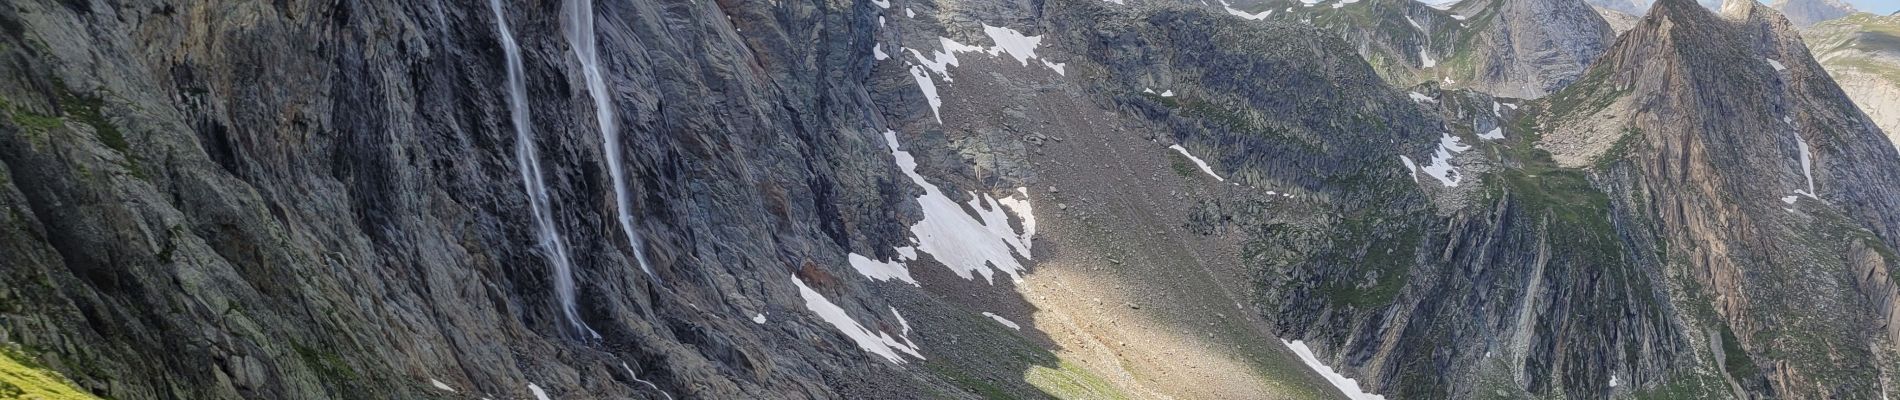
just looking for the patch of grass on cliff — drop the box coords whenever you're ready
[1320,218,1418,308]
[1148,93,1321,152]
[1539,66,1628,124]
[1164,150,1200,178]
[1631,369,1730,400]
[1717,323,1760,384]
[0,346,101,400]
[1,86,144,179]
[292,340,360,382]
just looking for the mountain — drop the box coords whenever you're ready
[1218,0,1614,99]
[3,0,1899,398]
[1595,4,1644,33]
[1772,0,1859,26]
[1803,12,1900,149]
[1589,0,1652,15]
[1257,0,1900,397]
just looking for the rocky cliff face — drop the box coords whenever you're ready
[2,0,1898,398]
[1243,0,1900,398]
[1803,12,1900,149]
[1771,0,1857,26]
[1214,0,1614,99]
[1444,0,1617,98]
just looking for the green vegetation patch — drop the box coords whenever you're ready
[1024,360,1126,400]
[1320,217,1419,308]
[1717,323,1759,384]
[0,347,101,400]
[292,340,360,382]
[1164,150,1200,178]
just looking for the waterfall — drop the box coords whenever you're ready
[493,0,598,338]
[563,0,660,282]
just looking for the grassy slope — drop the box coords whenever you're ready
[0,347,100,400]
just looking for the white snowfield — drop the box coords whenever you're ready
[1479,126,1505,140]
[528,383,552,400]
[1416,133,1469,186]
[1222,0,1274,20]
[904,26,1067,123]
[879,130,1038,284]
[793,278,925,363]
[849,252,918,285]
[1169,144,1227,181]
[1282,340,1388,400]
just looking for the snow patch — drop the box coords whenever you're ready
[1419,47,1436,68]
[1040,60,1067,75]
[1765,57,1786,72]
[1282,340,1387,400]
[908,66,943,122]
[1160,90,1176,97]
[1792,129,1819,200]
[891,307,920,349]
[1610,375,1621,388]
[793,277,925,363]
[903,27,1066,123]
[848,253,917,285]
[1405,15,1424,30]
[871,0,890,8]
[982,312,1023,330]
[431,379,456,392]
[1479,127,1504,140]
[881,131,1036,283]
[1415,133,1469,186]
[874,43,889,60]
[905,7,915,17]
[753,313,767,324]
[528,383,552,400]
[1223,0,1274,19]
[996,187,1038,251]
[1400,156,1421,182]
[1169,144,1226,181]
[1409,91,1436,103]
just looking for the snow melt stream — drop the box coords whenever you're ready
[501,0,594,338]
[565,0,659,285]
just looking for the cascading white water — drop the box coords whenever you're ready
[563,0,659,282]
[493,0,598,338]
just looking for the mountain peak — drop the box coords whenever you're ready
[1771,0,1858,25]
